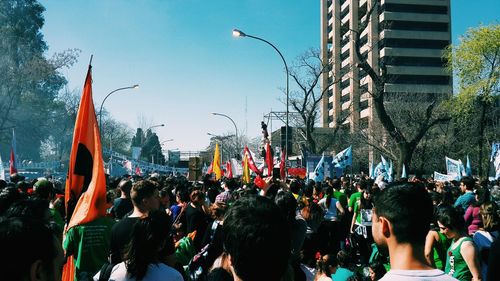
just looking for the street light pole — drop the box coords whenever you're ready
[98,84,139,136]
[211,112,239,158]
[232,28,289,173]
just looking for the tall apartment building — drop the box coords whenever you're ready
[320,0,452,132]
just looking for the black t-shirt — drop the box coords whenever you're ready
[109,217,139,263]
[185,204,209,251]
[111,198,133,220]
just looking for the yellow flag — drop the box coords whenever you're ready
[242,152,250,184]
[213,143,222,180]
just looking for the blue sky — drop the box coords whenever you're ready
[40,1,498,152]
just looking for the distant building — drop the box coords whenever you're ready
[320,0,452,131]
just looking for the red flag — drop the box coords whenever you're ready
[244,146,261,176]
[265,142,273,177]
[226,161,233,178]
[63,64,107,281]
[9,129,17,175]
[280,148,286,180]
[207,161,213,175]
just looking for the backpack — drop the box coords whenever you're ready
[187,221,219,281]
[97,260,115,281]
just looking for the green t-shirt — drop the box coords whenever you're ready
[49,208,64,233]
[64,216,115,280]
[348,192,361,210]
[433,231,451,271]
[445,237,473,281]
[333,190,348,208]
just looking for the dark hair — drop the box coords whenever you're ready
[274,191,298,223]
[130,180,158,206]
[118,178,133,194]
[223,196,290,281]
[336,250,351,268]
[460,176,475,191]
[316,254,338,275]
[472,187,490,207]
[0,187,26,214]
[369,261,387,280]
[125,210,172,280]
[436,205,466,233]
[0,217,58,280]
[373,182,433,244]
[4,198,50,222]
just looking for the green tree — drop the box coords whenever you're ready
[446,24,500,177]
[0,0,79,161]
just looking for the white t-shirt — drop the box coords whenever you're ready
[93,262,183,281]
[379,269,458,281]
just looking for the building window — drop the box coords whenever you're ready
[341,94,350,103]
[359,117,369,129]
[340,79,350,90]
[390,74,450,85]
[381,56,447,67]
[379,20,448,32]
[379,38,450,49]
[380,3,448,15]
[359,99,369,110]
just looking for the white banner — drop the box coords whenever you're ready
[434,171,454,182]
[445,157,463,180]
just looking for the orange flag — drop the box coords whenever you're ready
[213,143,222,180]
[64,64,107,230]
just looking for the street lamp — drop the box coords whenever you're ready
[98,84,139,136]
[232,28,289,171]
[211,112,239,158]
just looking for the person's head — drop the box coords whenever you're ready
[33,180,54,200]
[368,261,387,281]
[372,183,433,249]
[4,199,51,223]
[274,190,298,223]
[210,201,228,221]
[190,189,206,206]
[223,196,290,281]
[460,176,475,192]
[336,250,352,268]
[159,188,172,207]
[117,178,133,198]
[480,202,500,232]
[0,217,64,281]
[130,180,160,212]
[124,210,172,280]
[316,254,338,276]
[473,187,490,207]
[436,205,466,239]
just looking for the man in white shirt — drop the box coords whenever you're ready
[371,183,457,280]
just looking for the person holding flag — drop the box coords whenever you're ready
[62,62,115,281]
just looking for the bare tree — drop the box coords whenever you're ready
[289,48,349,154]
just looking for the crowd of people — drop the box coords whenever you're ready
[1,171,500,281]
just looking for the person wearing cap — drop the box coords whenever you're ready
[33,179,65,232]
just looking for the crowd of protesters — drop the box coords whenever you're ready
[1,169,500,281]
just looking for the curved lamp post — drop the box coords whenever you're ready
[232,28,289,172]
[211,112,239,158]
[98,84,139,135]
